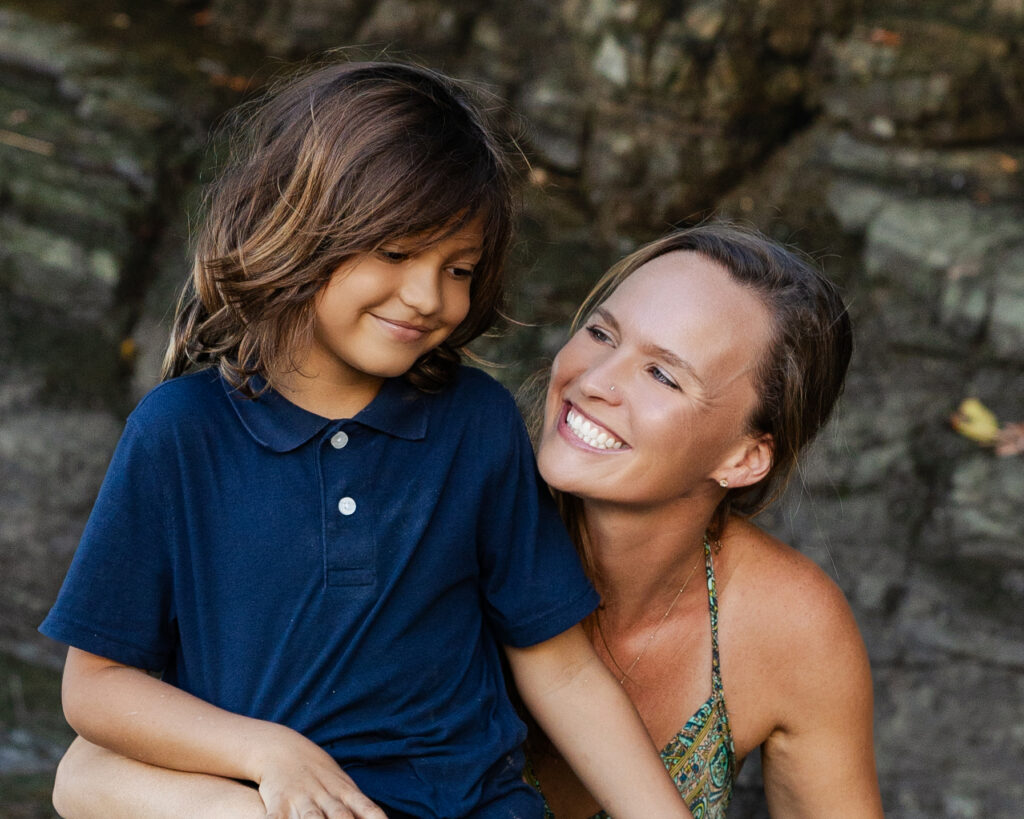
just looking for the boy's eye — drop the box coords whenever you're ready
[448,266,475,279]
[378,249,408,262]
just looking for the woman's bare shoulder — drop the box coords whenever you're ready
[720,517,858,636]
[716,518,871,749]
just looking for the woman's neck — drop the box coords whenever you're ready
[584,499,714,623]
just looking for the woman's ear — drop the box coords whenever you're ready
[719,434,773,489]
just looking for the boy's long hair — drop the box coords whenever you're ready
[163,60,518,394]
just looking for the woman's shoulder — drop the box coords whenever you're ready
[712,518,872,753]
[716,522,868,687]
[721,517,856,632]
[717,518,872,749]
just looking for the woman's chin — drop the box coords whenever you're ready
[536,444,574,493]
[537,447,600,500]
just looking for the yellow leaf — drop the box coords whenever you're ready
[950,397,999,445]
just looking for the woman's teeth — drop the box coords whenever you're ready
[566,408,624,450]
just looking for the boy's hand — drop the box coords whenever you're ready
[60,648,387,818]
[251,726,387,819]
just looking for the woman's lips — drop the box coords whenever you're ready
[561,403,627,450]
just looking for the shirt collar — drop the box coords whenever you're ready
[224,375,430,452]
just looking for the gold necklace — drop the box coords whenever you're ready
[600,538,705,685]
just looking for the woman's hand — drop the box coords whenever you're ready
[250,725,387,819]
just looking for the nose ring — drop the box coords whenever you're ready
[609,385,616,391]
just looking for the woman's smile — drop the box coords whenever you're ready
[561,403,628,451]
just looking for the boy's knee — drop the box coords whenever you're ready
[52,736,104,818]
[51,741,79,817]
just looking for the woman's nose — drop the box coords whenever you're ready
[577,355,625,404]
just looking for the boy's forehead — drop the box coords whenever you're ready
[393,214,486,250]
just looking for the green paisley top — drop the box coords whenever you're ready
[531,537,737,818]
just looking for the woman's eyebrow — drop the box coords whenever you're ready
[592,306,621,333]
[593,307,705,387]
[645,342,705,388]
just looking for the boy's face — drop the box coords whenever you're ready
[301,219,484,397]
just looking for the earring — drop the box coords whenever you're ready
[718,478,729,488]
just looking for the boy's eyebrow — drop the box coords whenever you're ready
[442,236,485,260]
[396,225,485,256]
[381,235,483,259]
[450,238,484,255]
[592,306,706,387]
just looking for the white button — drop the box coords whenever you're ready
[338,497,356,516]
[330,431,349,449]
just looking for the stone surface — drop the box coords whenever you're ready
[1,1,1023,816]
[0,0,254,658]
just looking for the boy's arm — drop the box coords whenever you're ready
[54,737,265,819]
[505,624,692,819]
[61,647,386,819]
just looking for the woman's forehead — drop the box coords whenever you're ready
[600,252,773,378]
[608,252,755,319]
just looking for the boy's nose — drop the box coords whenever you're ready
[398,264,443,316]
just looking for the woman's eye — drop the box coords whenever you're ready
[585,325,612,344]
[648,366,679,389]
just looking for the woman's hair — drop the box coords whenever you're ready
[162,60,518,394]
[554,221,853,547]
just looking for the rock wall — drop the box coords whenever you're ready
[1,1,1021,816]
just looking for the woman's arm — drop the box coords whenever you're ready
[53,737,264,819]
[506,624,692,819]
[756,573,884,818]
[60,647,386,819]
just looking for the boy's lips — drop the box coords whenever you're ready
[560,402,628,451]
[372,315,435,342]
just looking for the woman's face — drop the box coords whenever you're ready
[537,250,774,508]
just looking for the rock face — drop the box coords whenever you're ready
[1,1,1022,815]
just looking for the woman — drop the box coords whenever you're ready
[51,224,880,817]
[528,222,882,817]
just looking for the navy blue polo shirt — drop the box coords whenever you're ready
[41,366,598,817]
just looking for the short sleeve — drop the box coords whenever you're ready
[39,414,177,670]
[474,388,598,648]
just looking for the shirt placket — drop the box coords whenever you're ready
[321,423,377,588]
